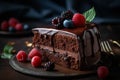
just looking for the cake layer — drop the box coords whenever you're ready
[32,28,79,54]
[41,48,100,70]
[32,24,101,70]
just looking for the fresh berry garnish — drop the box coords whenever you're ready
[16,50,27,62]
[15,23,23,31]
[1,21,9,31]
[28,48,42,60]
[97,66,109,79]
[8,18,18,27]
[61,10,74,19]
[31,56,42,67]
[9,27,16,32]
[63,20,74,28]
[23,24,30,30]
[44,61,55,71]
[52,17,64,29]
[72,13,86,27]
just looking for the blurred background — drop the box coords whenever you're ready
[0,0,120,24]
[0,1,120,80]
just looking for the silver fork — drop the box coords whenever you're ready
[101,41,114,55]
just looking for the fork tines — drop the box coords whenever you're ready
[101,41,114,55]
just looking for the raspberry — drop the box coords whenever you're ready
[28,48,42,60]
[44,61,55,71]
[1,21,9,31]
[97,66,109,79]
[61,10,73,19]
[52,17,64,29]
[8,18,18,27]
[72,13,86,27]
[31,56,41,67]
[15,23,23,31]
[16,50,27,62]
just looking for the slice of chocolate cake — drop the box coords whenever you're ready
[32,23,101,70]
[32,9,101,71]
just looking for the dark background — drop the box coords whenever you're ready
[0,1,120,80]
[0,0,120,24]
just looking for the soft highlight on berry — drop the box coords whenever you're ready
[97,66,109,79]
[72,13,86,27]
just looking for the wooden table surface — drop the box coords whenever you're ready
[0,23,120,80]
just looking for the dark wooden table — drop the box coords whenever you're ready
[0,23,120,80]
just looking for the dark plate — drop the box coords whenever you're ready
[9,56,95,79]
[0,30,32,36]
[0,23,33,36]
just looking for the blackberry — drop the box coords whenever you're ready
[44,61,55,71]
[61,10,74,19]
[52,17,64,29]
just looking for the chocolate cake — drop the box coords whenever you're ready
[32,23,101,70]
[32,9,102,70]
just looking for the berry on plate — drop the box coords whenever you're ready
[8,18,18,27]
[1,21,9,31]
[23,24,30,30]
[72,13,86,27]
[9,27,16,32]
[16,50,27,62]
[44,61,55,71]
[97,66,109,79]
[28,48,42,60]
[31,56,42,67]
[15,23,23,31]
[63,19,74,28]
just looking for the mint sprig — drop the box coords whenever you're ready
[1,53,13,59]
[0,45,14,59]
[83,7,96,23]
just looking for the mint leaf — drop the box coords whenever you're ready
[83,7,96,22]
[1,52,13,59]
[1,45,14,59]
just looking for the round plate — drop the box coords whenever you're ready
[0,30,32,36]
[9,56,96,79]
[0,23,33,36]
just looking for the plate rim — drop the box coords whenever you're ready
[9,56,96,79]
[0,30,32,36]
